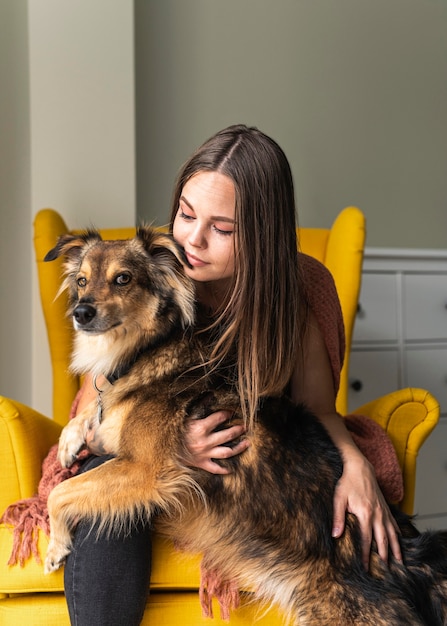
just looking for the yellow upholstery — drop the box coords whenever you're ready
[0,207,440,625]
[354,388,440,515]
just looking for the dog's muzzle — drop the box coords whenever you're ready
[73,303,97,327]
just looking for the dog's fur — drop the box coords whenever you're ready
[44,227,447,625]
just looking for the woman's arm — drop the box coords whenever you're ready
[290,312,402,569]
[75,374,98,413]
[74,373,111,456]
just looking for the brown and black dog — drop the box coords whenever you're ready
[44,227,447,625]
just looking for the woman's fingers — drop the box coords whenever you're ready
[183,410,249,473]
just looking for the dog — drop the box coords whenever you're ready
[43,226,447,625]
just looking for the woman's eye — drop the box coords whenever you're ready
[77,277,87,287]
[178,205,233,235]
[213,225,234,236]
[179,209,194,221]
[115,273,131,285]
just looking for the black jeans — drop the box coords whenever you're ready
[64,455,152,626]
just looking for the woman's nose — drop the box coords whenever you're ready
[188,225,206,248]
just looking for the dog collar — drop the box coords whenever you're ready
[105,343,151,385]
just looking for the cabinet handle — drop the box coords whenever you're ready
[350,379,363,392]
[356,303,365,319]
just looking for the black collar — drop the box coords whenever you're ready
[106,345,149,385]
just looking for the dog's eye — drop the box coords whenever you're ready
[77,277,87,287]
[115,273,131,286]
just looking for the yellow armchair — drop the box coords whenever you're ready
[0,207,440,626]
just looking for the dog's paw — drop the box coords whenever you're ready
[44,540,71,574]
[57,418,89,467]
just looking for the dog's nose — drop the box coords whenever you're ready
[73,303,97,326]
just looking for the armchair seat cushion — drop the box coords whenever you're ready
[0,526,200,594]
[0,591,284,626]
[0,527,63,593]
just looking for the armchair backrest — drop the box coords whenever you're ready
[34,206,365,425]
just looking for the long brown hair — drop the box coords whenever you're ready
[169,124,307,424]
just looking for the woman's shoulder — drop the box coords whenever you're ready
[298,252,345,390]
[298,252,337,293]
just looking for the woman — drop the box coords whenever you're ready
[64,124,402,625]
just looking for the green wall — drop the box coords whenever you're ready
[135,0,447,249]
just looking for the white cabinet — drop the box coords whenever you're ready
[354,273,399,343]
[403,274,447,341]
[413,419,447,530]
[348,248,447,530]
[349,349,400,407]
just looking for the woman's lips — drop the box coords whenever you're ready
[185,252,208,267]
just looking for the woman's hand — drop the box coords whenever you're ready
[182,410,250,474]
[332,449,403,570]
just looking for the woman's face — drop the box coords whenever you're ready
[173,171,236,291]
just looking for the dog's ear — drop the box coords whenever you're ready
[136,226,192,269]
[136,226,195,328]
[44,231,103,263]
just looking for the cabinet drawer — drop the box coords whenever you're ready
[403,273,447,341]
[405,346,447,412]
[414,418,447,521]
[353,273,398,343]
[348,349,400,412]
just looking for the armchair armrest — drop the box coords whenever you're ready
[0,396,62,513]
[353,388,440,515]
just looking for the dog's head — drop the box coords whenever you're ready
[45,226,196,375]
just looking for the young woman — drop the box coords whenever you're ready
[64,124,402,625]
